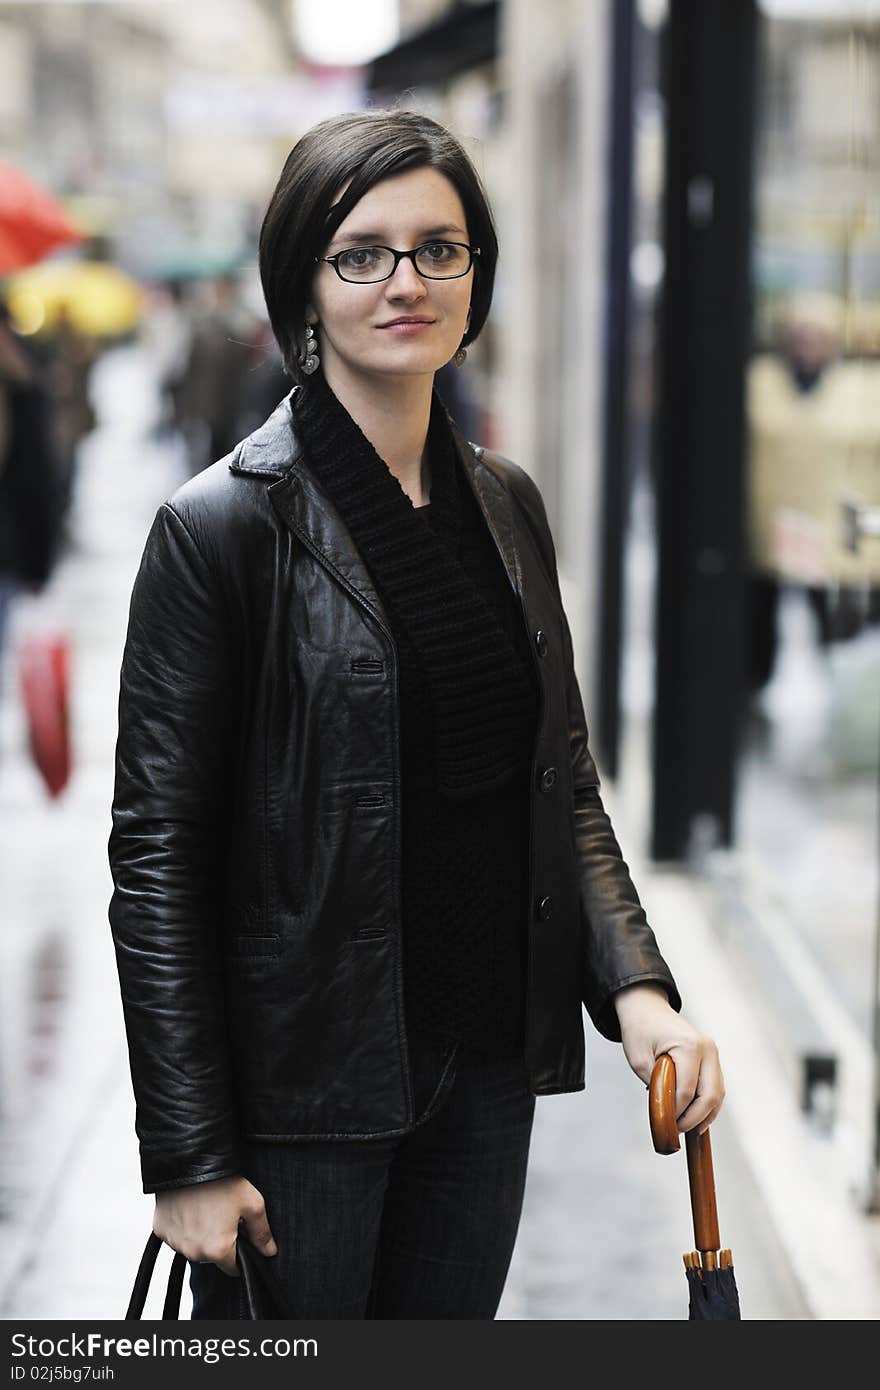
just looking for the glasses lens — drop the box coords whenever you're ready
[415,243,470,278]
[335,247,395,282]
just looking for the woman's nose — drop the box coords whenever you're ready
[385,255,427,297]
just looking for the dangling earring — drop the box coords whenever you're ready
[454,306,472,368]
[300,322,320,375]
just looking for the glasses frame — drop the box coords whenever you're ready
[315,241,481,284]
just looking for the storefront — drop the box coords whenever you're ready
[615,0,880,1205]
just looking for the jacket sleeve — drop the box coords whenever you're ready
[108,501,242,1193]
[507,462,682,1042]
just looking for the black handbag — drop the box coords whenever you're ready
[125,1224,294,1320]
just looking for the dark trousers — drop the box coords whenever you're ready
[189,1040,536,1319]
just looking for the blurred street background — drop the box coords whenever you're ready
[0,0,878,1320]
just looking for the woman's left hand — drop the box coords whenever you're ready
[613,983,725,1136]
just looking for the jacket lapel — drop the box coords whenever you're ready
[449,421,524,602]
[229,390,392,628]
[268,468,392,630]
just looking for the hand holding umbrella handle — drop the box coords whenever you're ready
[649,1053,721,1257]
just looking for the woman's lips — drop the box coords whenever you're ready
[378,320,436,334]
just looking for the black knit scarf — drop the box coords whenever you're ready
[291,371,537,801]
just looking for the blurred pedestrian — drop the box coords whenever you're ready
[42,306,98,523]
[109,109,725,1320]
[177,272,255,476]
[434,354,480,443]
[232,318,289,442]
[141,280,192,443]
[746,292,875,688]
[0,298,62,674]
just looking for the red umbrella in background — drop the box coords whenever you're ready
[0,163,85,273]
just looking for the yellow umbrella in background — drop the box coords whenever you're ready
[5,259,144,337]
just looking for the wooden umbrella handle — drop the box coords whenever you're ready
[648,1053,680,1154]
[649,1054,721,1254]
[685,1127,721,1254]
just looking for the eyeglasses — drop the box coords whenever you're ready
[316,241,481,284]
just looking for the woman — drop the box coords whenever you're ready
[109,109,724,1320]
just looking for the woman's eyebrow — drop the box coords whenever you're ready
[327,224,466,249]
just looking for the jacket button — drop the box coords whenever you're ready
[536,894,554,921]
[539,766,557,793]
[535,629,548,657]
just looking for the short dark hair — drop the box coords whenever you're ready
[259,109,499,383]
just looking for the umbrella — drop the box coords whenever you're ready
[0,163,85,273]
[649,1052,742,1319]
[5,259,144,337]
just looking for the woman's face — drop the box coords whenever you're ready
[305,166,474,387]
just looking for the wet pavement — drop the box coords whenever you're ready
[0,344,874,1320]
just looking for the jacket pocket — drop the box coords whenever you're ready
[351,924,389,942]
[225,933,281,959]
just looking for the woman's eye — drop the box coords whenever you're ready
[424,243,452,261]
[339,248,378,269]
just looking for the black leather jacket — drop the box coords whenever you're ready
[108,389,681,1194]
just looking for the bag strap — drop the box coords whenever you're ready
[236,1226,295,1318]
[126,1227,294,1320]
[125,1233,187,1320]
[163,1246,188,1319]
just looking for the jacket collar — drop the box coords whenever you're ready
[229,385,523,611]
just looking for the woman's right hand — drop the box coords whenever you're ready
[153,1176,278,1277]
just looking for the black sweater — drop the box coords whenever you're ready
[293,380,540,1057]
